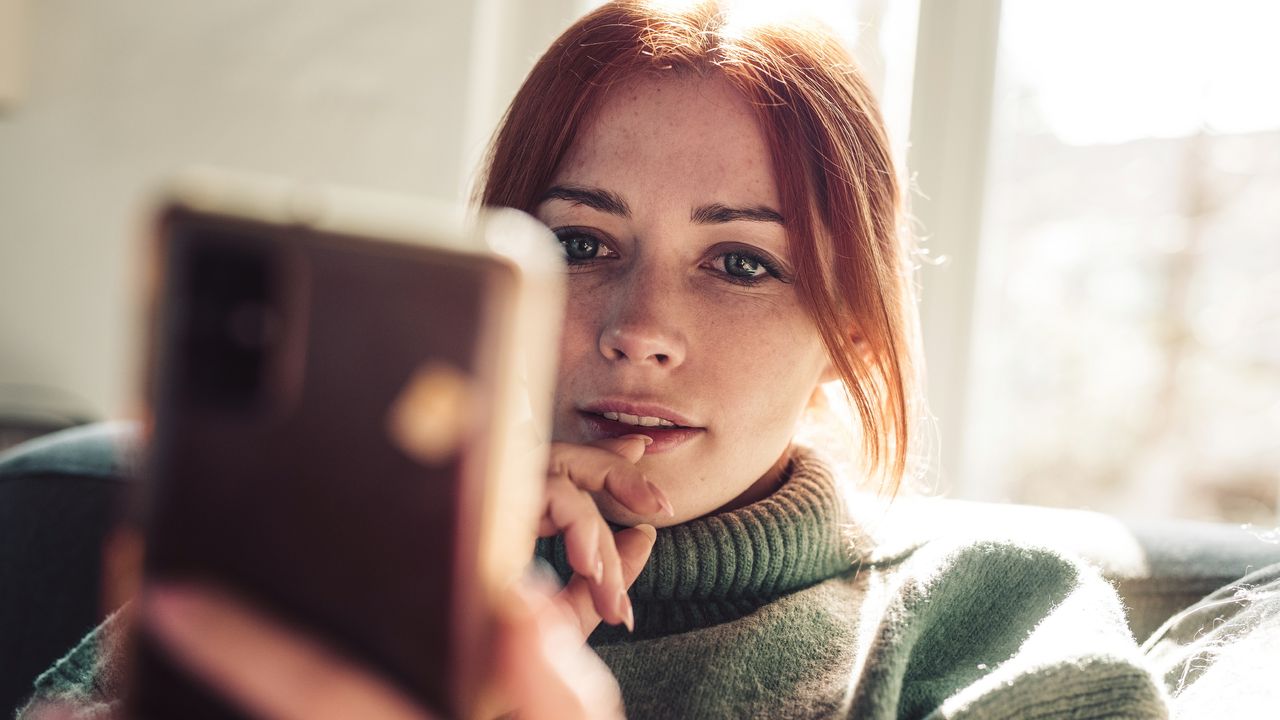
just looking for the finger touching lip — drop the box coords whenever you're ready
[592,434,652,463]
[577,411,704,454]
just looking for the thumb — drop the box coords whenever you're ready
[495,581,625,720]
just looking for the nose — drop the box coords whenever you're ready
[597,277,687,369]
[598,324,686,367]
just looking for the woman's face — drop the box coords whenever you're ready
[536,74,833,526]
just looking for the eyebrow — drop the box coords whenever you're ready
[690,202,784,225]
[540,185,631,217]
[540,185,785,225]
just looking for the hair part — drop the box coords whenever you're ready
[479,0,926,495]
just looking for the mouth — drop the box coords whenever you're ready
[576,405,706,454]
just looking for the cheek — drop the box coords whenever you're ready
[699,300,826,421]
[554,285,604,387]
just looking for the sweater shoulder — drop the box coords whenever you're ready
[895,535,1088,589]
[862,534,1106,633]
[862,536,1114,669]
[15,609,128,719]
[851,535,1170,719]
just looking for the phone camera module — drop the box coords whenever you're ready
[175,229,280,413]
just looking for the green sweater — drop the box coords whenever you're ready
[18,447,1170,719]
[539,448,1168,718]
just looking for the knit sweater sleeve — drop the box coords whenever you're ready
[14,609,128,720]
[849,538,1170,720]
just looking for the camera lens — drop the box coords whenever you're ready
[173,227,277,412]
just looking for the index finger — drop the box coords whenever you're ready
[548,440,673,518]
[590,435,650,463]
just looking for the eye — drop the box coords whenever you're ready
[722,252,768,279]
[553,227,618,264]
[710,248,790,286]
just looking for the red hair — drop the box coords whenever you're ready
[479,1,922,493]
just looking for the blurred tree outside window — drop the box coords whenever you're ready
[964,0,1280,524]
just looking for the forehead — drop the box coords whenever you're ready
[552,74,780,211]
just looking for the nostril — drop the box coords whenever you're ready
[598,327,683,367]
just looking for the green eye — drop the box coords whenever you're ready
[562,234,599,260]
[553,228,613,264]
[723,252,765,278]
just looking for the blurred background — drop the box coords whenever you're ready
[1,0,1276,524]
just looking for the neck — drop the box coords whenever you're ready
[711,445,794,514]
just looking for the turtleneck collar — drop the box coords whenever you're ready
[535,444,859,642]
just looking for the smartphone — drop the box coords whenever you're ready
[126,169,564,719]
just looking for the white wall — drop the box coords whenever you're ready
[0,0,945,450]
[0,0,584,421]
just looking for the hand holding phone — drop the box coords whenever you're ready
[137,570,646,720]
[121,169,669,720]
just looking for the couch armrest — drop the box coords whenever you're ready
[1116,519,1280,641]
[870,496,1280,642]
[5,422,1279,705]
[0,421,139,714]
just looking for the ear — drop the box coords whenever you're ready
[818,326,874,385]
[806,357,840,413]
[818,357,840,385]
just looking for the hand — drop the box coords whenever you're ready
[541,435,672,631]
[99,436,670,719]
[139,578,631,720]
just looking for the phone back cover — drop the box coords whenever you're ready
[133,208,511,719]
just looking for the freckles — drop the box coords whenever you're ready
[559,277,612,350]
[703,307,809,367]
[561,299,597,347]
[700,291,808,337]
[702,300,821,400]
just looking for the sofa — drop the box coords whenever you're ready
[3,422,1280,713]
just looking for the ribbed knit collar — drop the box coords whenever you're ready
[536,444,859,641]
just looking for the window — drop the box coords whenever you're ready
[960,0,1280,523]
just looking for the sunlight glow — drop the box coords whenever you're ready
[717,0,857,42]
[587,0,862,49]
[1001,0,1280,145]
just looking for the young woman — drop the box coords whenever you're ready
[476,4,1167,717]
[18,2,1179,718]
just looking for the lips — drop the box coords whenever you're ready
[578,399,706,450]
[579,400,700,429]
[577,410,705,454]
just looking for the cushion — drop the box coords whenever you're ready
[0,421,138,714]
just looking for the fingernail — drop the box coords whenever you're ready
[587,543,604,584]
[147,585,203,623]
[621,433,653,447]
[144,588,185,634]
[620,592,635,633]
[646,480,675,518]
[634,523,657,544]
[144,585,215,646]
